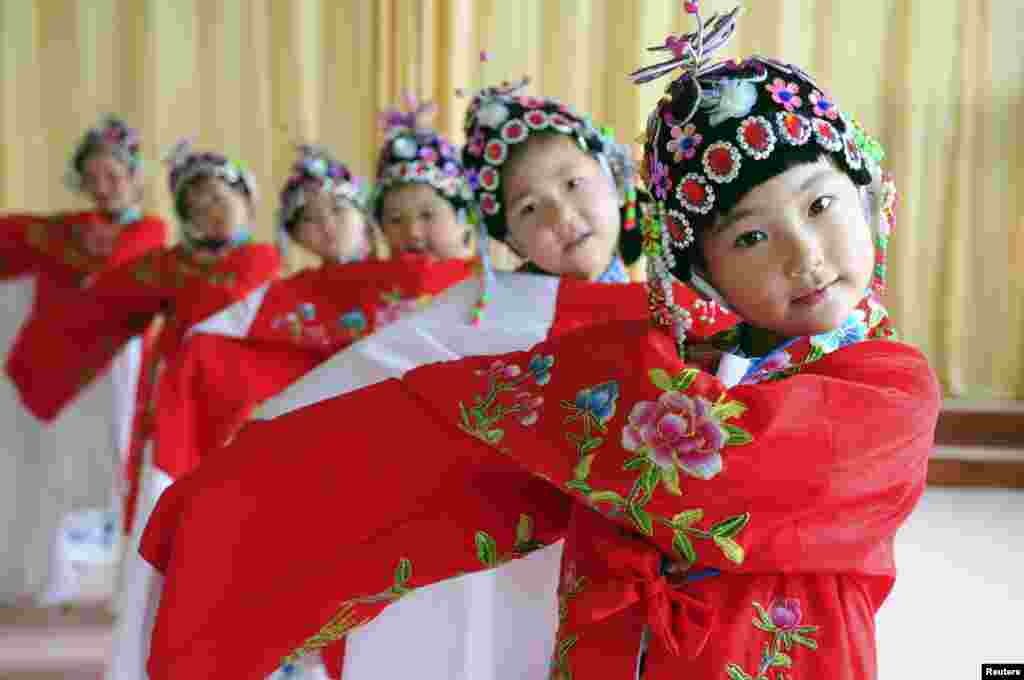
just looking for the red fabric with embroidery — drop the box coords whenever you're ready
[137,312,938,679]
[1,212,167,420]
[151,257,477,480]
[91,243,281,531]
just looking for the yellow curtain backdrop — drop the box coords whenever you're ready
[0,0,1021,399]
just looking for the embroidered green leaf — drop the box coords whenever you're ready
[628,504,654,536]
[869,306,886,328]
[709,513,750,539]
[639,464,660,499]
[793,625,819,634]
[623,453,648,470]
[516,515,533,546]
[580,436,604,453]
[573,453,595,481]
[672,367,700,391]
[724,424,753,446]
[648,368,674,391]
[589,490,625,506]
[566,431,581,444]
[752,601,773,627]
[752,618,775,633]
[772,652,792,668]
[725,664,753,680]
[661,463,682,495]
[458,402,471,428]
[711,399,747,420]
[566,479,592,494]
[713,535,745,564]
[394,558,412,587]
[672,530,696,565]
[791,632,818,650]
[781,633,793,651]
[475,532,498,567]
[806,345,825,363]
[484,428,504,444]
[671,508,704,528]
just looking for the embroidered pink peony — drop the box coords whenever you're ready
[768,597,803,631]
[622,391,726,480]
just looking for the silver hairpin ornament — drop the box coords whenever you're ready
[630,5,742,128]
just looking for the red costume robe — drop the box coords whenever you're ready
[89,242,281,680]
[141,296,938,679]
[0,211,167,420]
[82,242,282,528]
[152,256,478,481]
[0,210,165,603]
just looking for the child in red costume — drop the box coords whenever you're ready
[141,9,935,677]
[95,140,281,680]
[0,116,166,605]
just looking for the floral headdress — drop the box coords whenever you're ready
[162,138,258,249]
[277,144,369,258]
[632,2,894,354]
[458,55,643,265]
[65,115,143,191]
[372,93,473,220]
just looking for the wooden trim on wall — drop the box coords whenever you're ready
[934,410,1024,448]
[928,403,1023,488]
[927,458,1024,489]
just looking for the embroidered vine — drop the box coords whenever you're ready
[458,354,554,446]
[474,514,547,568]
[550,562,586,680]
[724,599,820,680]
[282,557,414,664]
[562,367,752,570]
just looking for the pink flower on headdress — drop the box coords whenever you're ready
[809,91,838,120]
[667,123,702,162]
[684,1,700,14]
[517,96,547,109]
[649,158,672,201]
[418,146,438,163]
[664,35,690,60]
[766,78,802,111]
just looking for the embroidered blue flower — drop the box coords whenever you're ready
[574,381,620,425]
[527,354,555,385]
[810,309,868,353]
[337,309,368,334]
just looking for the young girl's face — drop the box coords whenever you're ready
[379,183,470,260]
[81,150,139,216]
[293,187,369,263]
[502,134,621,280]
[182,175,252,247]
[701,159,875,339]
